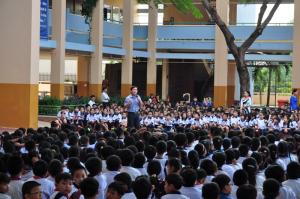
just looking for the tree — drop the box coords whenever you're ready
[82,0,283,96]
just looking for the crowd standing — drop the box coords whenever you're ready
[0,87,299,199]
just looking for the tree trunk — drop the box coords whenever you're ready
[267,68,272,107]
[259,88,262,105]
[274,71,278,107]
[235,55,250,98]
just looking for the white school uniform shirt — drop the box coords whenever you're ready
[94,113,102,121]
[154,157,167,180]
[101,92,110,103]
[278,185,296,199]
[290,121,299,129]
[256,118,267,129]
[120,166,141,180]
[103,171,120,187]
[161,193,190,199]
[219,119,230,127]
[283,179,300,199]
[121,192,137,199]
[179,186,202,199]
[49,192,68,199]
[94,174,107,199]
[87,114,97,122]
[27,177,55,199]
[143,117,155,126]
[8,179,24,199]
[222,163,242,180]
[239,120,248,128]
[159,117,166,125]
[230,117,240,126]
[137,167,148,175]
[88,100,95,107]
[0,193,11,199]
[276,157,291,171]
[113,114,122,122]
[101,114,110,123]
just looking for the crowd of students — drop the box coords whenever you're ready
[0,96,300,199]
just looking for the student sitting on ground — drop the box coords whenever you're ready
[162,173,189,199]
[0,172,11,199]
[49,173,73,199]
[22,181,42,199]
[80,177,99,199]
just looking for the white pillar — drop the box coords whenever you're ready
[89,0,104,98]
[147,0,158,96]
[51,0,66,100]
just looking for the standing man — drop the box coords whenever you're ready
[290,89,299,112]
[124,86,143,130]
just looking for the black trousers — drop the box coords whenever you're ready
[127,112,140,130]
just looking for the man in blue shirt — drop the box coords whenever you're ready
[290,89,299,111]
[124,86,143,130]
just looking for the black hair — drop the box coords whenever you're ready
[167,158,182,173]
[212,174,231,191]
[202,182,220,199]
[242,158,257,186]
[130,86,138,91]
[107,181,126,197]
[196,169,207,181]
[7,155,23,176]
[264,164,285,183]
[106,155,122,171]
[180,168,197,187]
[32,160,48,177]
[236,184,257,199]
[231,136,241,148]
[165,173,183,190]
[85,157,102,177]
[0,172,10,184]
[286,161,300,179]
[233,169,248,186]
[239,144,249,157]
[22,181,41,198]
[147,160,161,176]
[80,177,99,198]
[132,176,152,199]
[212,152,226,169]
[66,157,81,173]
[133,152,146,169]
[100,146,115,160]
[200,159,217,176]
[55,172,72,184]
[114,172,132,190]
[144,145,157,161]
[225,149,236,164]
[263,178,280,199]
[119,149,134,166]
[213,136,223,151]
[188,150,200,170]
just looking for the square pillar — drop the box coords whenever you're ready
[292,0,300,103]
[51,0,66,100]
[162,59,169,100]
[214,0,229,107]
[146,0,158,96]
[89,0,104,99]
[77,56,90,97]
[0,0,40,128]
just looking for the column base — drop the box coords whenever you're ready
[51,84,64,100]
[146,84,156,96]
[89,84,102,100]
[214,86,228,107]
[0,83,38,128]
[121,84,132,98]
[77,81,89,97]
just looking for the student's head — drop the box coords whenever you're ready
[287,161,300,179]
[213,136,223,151]
[133,152,146,169]
[180,168,197,187]
[200,159,217,176]
[7,155,23,177]
[147,160,162,176]
[212,152,226,169]
[264,164,285,183]
[263,178,280,199]
[119,149,134,166]
[233,169,248,186]
[71,165,87,186]
[106,155,122,171]
[48,159,63,178]
[106,181,126,199]
[166,158,182,175]
[243,91,251,97]
[85,157,102,177]
[202,182,220,199]
[55,173,73,195]
[164,173,183,193]
[114,172,132,192]
[242,157,258,186]
[196,169,207,184]
[22,181,41,199]
[0,172,10,194]
[236,184,257,199]
[32,160,48,178]
[212,174,232,194]
[132,176,152,199]
[80,177,99,199]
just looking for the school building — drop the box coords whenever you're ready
[0,0,297,128]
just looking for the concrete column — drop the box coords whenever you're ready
[292,0,300,102]
[227,61,236,106]
[214,0,229,107]
[0,0,40,128]
[51,0,66,100]
[77,56,90,97]
[89,0,104,99]
[121,0,135,97]
[162,60,169,100]
[146,0,158,96]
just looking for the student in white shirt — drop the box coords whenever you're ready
[119,149,141,180]
[49,173,73,199]
[88,95,96,107]
[162,173,189,199]
[132,176,153,199]
[103,155,121,187]
[0,173,11,199]
[22,181,42,199]
[283,162,300,199]
[7,155,25,199]
[179,168,202,199]
[231,170,248,199]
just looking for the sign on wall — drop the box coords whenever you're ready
[40,0,49,39]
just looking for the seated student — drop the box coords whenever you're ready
[106,182,125,199]
[166,158,182,176]
[195,169,207,189]
[50,173,73,199]
[80,178,99,199]
[103,155,121,186]
[28,160,55,199]
[263,179,280,199]
[283,161,300,199]
[212,174,233,199]
[154,141,167,180]
[47,160,63,183]
[7,155,25,199]
[202,182,220,199]
[162,173,189,199]
[231,170,248,199]
[119,149,141,180]
[264,164,296,199]
[132,176,152,199]
[22,181,42,199]
[0,173,11,199]
[179,168,202,199]
[236,184,257,199]
[70,165,87,198]
[114,172,135,199]
[200,159,217,183]
[85,157,107,199]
